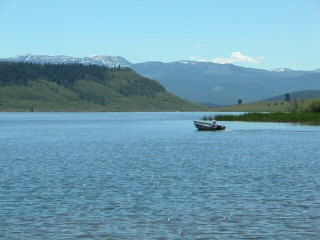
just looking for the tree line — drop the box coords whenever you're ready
[118,78,165,98]
[0,61,128,87]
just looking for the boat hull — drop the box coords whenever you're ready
[193,120,226,131]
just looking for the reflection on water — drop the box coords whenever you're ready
[1,112,320,239]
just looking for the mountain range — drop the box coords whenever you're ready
[3,54,131,67]
[2,54,320,105]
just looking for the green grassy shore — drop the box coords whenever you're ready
[203,98,320,124]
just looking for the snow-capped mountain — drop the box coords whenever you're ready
[83,55,131,67]
[0,54,132,68]
[2,54,319,72]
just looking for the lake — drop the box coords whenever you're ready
[1,112,319,239]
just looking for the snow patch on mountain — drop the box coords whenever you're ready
[178,60,197,65]
[270,67,320,73]
[269,68,293,72]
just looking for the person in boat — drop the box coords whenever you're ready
[212,117,217,128]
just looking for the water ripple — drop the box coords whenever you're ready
[1,112,320,239]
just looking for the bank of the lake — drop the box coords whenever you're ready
[209,98,320,114]
[203,112,320,124]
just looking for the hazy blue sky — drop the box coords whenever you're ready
[1,0,319,70]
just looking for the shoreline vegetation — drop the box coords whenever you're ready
[204,112,320,124]
[202,98,320,124]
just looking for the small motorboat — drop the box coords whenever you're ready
[193,120,226,131]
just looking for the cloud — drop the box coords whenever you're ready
[196,44,202,47]
[212,52,262,64]
[199,59,208,62]
[212,57,232,64]
[189,56,197,60]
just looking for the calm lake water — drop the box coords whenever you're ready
[1,112,319,239]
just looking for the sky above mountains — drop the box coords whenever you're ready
[1,0,319,70]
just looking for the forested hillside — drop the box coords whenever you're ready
[0,62,203,111]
